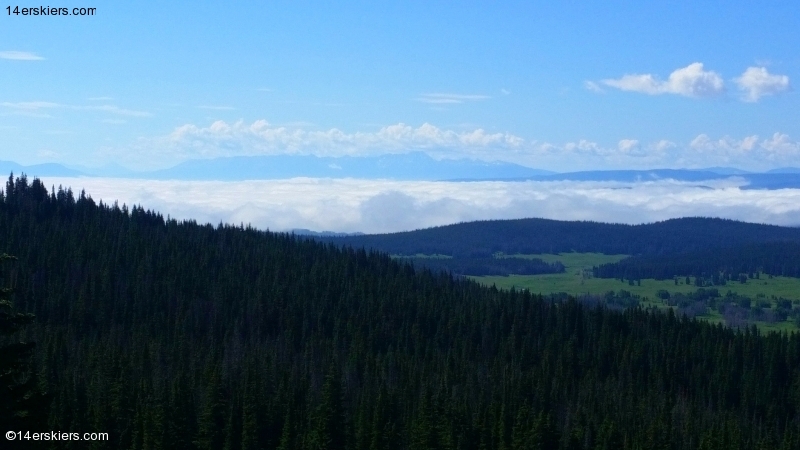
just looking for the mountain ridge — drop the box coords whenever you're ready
[7,156,800,189]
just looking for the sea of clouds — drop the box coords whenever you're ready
[35,176,800,234]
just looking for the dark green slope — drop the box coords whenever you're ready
[1,175,800,449]
[595,241,800,280]
[320,217,800,257]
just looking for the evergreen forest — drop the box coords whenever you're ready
[1,174,800,449]
[593,242,800,281]
[320,217,800,257]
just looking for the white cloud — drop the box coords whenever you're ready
[651,140,676,152]
[564,140,605,154]
[688,133,800,165]
[602,62,725,98]
[91,117,800,173]
[0,51,44,61]
[33,177,800,234]
[534,133,800,171]
[690,134,763,153]
[583,81,605,93]
[129,120,525,168]
[85,105,151,117]
[415,93,491,104]
[760,133,800,156]
[618,139,639,153]
[734,67,790,102]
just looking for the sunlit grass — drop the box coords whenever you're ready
[471,252,800,333]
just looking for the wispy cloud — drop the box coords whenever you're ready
[734,67,790,102]
[583,81,605,94]
[0,101,150,117]
[34,176,800,234]
[0,50,44,61]
[85,105,151,117]
[415,93,491,104]
[601,63,725,98]
[1,101,60,110]
[197,105,236,111]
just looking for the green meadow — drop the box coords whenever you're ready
[472,252,800,332]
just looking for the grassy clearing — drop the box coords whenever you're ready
[479,252,800,302]
[472,252,800,333]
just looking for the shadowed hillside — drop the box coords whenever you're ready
[320,217,800,257]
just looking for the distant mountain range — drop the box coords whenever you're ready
[4,154,800,189]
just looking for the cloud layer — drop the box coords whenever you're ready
[36,177,800,234]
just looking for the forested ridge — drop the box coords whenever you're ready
[320,217,800,257]
[594,242,800,281]
[1,174,800,449]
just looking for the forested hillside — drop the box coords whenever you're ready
[594,241,800,281]
[320,217,800,257]
[1,174,800,449]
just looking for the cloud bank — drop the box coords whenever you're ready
[111,119,800,172]
[125,121,524,168]
[36,177,800,234]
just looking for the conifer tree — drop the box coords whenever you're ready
[307,366,347,450]
[0,253,48,431]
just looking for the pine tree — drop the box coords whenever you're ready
[194,368,227,450]
[0,253,48,431]
[307,366,347,450]
[530,412,559,450]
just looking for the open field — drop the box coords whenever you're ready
[473,252,800,332]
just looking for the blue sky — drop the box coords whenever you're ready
[2,1,799,172]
